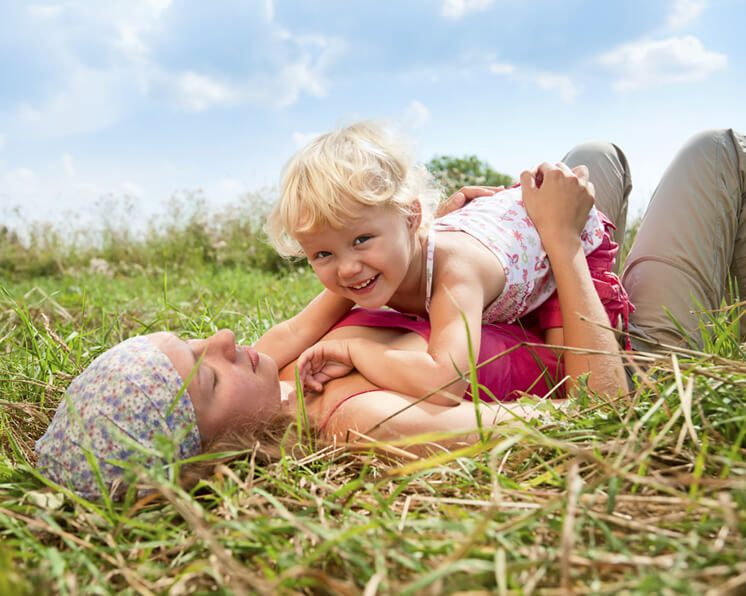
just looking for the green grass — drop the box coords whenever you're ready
[1,226,746,593]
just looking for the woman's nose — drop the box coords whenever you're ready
[206,329,237,361]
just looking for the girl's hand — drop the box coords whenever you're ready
[436,185,505,217]
[297,340,355,393]
[520,163,595,250]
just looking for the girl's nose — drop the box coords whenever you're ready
[338,255,362,280]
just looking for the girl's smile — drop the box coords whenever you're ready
[347,274,379,293]
[295,202,422,309]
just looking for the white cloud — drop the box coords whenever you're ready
[403,100,430,128]
[292,131,322,148]
[263,0,274,21]
[3,168,36,195]
[600,36,727,92]
[275,60,328,106]
[485,57,576,102]
[281,34,339,101]
[667,0,706,30]
[17,66,132,136]
[111,0,173,58]
[7,2,172,137]
[10,3,342,136]
[27,4,64,19]
[174,71,238,111]
[489,61,515,76]
[246,37,342,109]
[218,178,243,195]
[74,182,108,197]
[122,182,145,198]
[441,0,494,20]
[535,73,578,102]
[61,154,74,178]
[160,34,341,111]
[147,0,173,15]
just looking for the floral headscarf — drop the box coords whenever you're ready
[35,336,201,499]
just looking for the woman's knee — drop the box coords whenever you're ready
[675,129,745,180]
[562,142,623,174]
[624,128,746,348]
[561,141,632,243]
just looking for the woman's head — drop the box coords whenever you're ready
[35,330,282,498]
[266,121,440,257]
[149,330,282,442]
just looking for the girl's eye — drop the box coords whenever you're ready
[314,250,332,259]
[354,235,372,246]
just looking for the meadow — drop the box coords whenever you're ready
[1,191,745,595]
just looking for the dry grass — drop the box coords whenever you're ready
[1,270,745,594]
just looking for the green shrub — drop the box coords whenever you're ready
[1,188,296,280]
[426,154,514,198]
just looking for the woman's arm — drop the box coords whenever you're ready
[521,163,627,396]
[324,386,566,452]
[434,185,506,217]
[255,290,354,369]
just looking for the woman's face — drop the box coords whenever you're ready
[147,330,282,444]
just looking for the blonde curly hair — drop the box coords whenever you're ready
[266,121,440,257]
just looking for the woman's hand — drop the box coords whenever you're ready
[435,185,505,218]
[521,162,626,396]
[297,339,355,393]
[520,163,594,250]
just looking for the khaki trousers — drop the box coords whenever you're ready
[621,129,746,350]
[561,129,746,351]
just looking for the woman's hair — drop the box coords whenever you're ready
[35,336,202,500]
[266,120,441,257]
[180,411,317,488]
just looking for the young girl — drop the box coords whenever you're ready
[257,121,632,404]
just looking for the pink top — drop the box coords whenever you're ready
[331,308,564,403]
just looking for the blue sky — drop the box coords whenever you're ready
[1,0,744,232]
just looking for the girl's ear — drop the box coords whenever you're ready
[407,199,422,231]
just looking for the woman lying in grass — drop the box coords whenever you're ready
[35,129,745,499]
[33,280,580,500]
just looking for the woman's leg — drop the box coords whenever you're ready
[562,141,632,255]
[622,129,746,349]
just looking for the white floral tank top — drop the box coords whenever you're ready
[425,186,605,324]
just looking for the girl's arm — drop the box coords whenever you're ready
[255,290,354,369]
[298,267,490,405]
[521,163,627,396]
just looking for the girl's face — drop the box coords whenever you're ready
[148,330,282,443]
[295,202,421,308]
